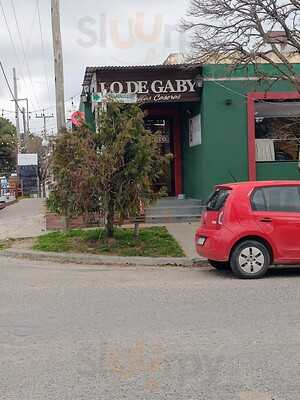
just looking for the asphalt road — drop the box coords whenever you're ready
[1,258,300,400]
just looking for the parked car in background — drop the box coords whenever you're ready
[195,181,300,279]
[0,194,6,210]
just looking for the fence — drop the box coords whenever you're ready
[0,187,17,198]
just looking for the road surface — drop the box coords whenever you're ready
[1,257,300,400]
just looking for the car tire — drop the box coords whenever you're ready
[230,240,270,279]
[208,260,230,270]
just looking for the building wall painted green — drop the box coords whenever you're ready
[256,162,300,180]
[181,64,300,201]
[180,102,203,199]
[80,101,95,131]
[203,63,300,79]
[181,80,249,201]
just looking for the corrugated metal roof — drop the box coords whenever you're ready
[83,63,202,85]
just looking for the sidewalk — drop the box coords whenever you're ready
[165,222,199,259]
[0,199,45,240]
[0,207,202,264]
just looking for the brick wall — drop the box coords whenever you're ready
[46,212,105,231]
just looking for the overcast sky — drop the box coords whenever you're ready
[0,0,190,135]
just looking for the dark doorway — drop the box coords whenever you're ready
[144,116,175,196]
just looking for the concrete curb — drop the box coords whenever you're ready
[0,249,206,267]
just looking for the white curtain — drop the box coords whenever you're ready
[256,139,275,162]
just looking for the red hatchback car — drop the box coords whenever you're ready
[195,181,300,279]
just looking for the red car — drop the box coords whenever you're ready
[195,181,300,279]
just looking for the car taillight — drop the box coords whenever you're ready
[200,211,207,226]
[217,211,224,225]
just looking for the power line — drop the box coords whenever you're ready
[26,1,39,51]
[0,61,23,114]
[36,0,52,108]
[0,0,28,95]
[36,110,54,137]
[1,92,81,115]
[1,109,15,114]
[209,78,293,105]
[10,0,41,110]
[29,92,81,113]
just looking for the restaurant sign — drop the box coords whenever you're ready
[92,92,137,104]
[96,78,201,103]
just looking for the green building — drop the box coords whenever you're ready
[81,62,300,202]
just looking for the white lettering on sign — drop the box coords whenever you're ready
[99,82,107,93]
[126,81,139,94]
[153,94,181,102]
[176,79,195,93]
[138,80,149,94]
[151,80,163,93]
[186,80,196,92]
[110,81,123,93]
[99,79,197,95]
[164,80,175,93]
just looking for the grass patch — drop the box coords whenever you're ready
[0,240,11,251]
[33,227,185,257]
[17,195,31,201]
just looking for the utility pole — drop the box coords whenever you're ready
[51,0,66,132]
[13,68,20,138]
[18,98,29,135]
[21,107,26,151]
[11,97,30,135]
[36,110,54,138]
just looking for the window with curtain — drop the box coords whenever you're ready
[255,100,300,162]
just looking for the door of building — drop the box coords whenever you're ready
[144,117,175,196]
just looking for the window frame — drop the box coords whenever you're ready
[250,187,268,211]
[250,185,300,213]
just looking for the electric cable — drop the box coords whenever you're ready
[1,92,81,115]
[10,0,41,110]
[36,0,52,108]
[0,0,28,95]
[0,61,23,114]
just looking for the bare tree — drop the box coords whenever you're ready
[182,0,300,91]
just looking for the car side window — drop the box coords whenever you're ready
[251,189,266,211]
[252,186,300,212]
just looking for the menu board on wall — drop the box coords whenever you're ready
[189,114,202,147]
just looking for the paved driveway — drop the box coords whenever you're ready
[1,258,300,400]
[166,222,200,258]
[0,199,45,239]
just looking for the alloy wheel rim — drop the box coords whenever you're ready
[238,246,265,274]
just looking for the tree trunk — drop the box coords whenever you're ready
[62,215,69,231]
[42,180,46,198]
[106,198,115,238]
[134,221,139,240]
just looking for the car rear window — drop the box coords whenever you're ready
[206,188,231,211]
[251,186,300,212]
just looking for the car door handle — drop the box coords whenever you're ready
[260,218,272,223]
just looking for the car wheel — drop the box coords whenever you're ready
[230,240,270,279]
[208,260,230,270]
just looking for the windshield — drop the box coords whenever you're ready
[206,188,231,211]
